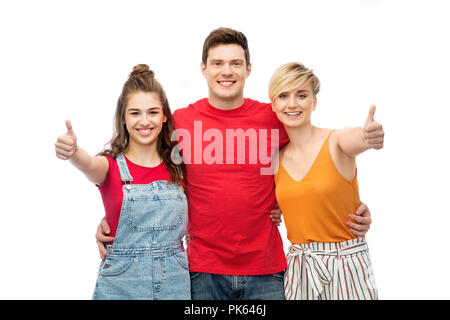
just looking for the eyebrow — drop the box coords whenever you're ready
[280,89,310,95]
[127,107,161,112]
[209,58,245,63]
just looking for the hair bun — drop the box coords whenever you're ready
[129,64,154,79]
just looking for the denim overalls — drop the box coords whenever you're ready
[93,154,190,300]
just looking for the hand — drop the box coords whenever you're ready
[347,202,372,237]
[364,105,384,150]
[270,206,283,226]
[95,217,114,260]
[55,120,78,160]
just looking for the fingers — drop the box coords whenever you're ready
[101,216,111,235]
[349,227,367,238]
[270,215,282,226]
[347,202,372,237]
[56,154,70,160]
[365,124,384,142]
[364,106,384,150]
[55,138,77,160]
[356,201,371,217]
[348,214,372,226]
[56,135,76,147]
[96,220,113,260]
[352,202,372,225]
[96,234,114,243]
[55,141,76,157]
[270,208,283,227]
[270,209,282,217]
[96,222,113,243]
[55,139,74,160]
[97,240,108,260]
[347,216,370,238]
[365,122,384,136]
[55,121,78,160]
[356,202,366,215]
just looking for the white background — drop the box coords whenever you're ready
[1,0,449,299]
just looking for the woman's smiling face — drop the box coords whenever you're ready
[124,91,166,147]
[272,84,317,128]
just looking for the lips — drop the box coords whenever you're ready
[136,128,153,136]
[217,80,236,87]
[284,111,302,117]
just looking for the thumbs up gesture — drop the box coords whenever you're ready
[55,120,78,160]
[364,105,384,150]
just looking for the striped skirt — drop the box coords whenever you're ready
[284,238,378,300]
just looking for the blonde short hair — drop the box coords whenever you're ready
[268,62,320,102]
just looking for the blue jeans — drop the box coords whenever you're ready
[190,271,286,300]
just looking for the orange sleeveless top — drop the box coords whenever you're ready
[274,132,360,244]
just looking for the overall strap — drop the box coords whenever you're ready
[116,154,133,183]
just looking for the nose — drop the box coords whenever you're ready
[221,63,233,76]
[287,95,297,109]
[139,114,150,126]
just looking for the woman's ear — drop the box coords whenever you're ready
[312,96,318,111]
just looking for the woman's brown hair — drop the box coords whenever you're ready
[99,64,184,186]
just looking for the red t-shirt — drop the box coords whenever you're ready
[173,98,289,275]
[98,155,170,241]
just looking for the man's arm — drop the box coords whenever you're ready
[270,207,283,226]
[270,202,373,238]
[347,202,372,237]
[96,217,114,260]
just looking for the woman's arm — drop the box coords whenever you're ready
[55,120,109,186]
[335,105,384,157]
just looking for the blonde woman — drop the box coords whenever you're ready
[269,62,382,300]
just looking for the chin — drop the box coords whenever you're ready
[131,136,158,146]
[282,120,304,128]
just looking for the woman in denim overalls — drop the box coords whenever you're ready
[55,64,190,299]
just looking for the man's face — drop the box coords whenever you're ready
[201,43,251,109]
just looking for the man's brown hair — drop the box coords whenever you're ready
[202,27,250,67]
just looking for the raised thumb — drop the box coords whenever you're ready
[66,120,74,134]
[366,104,376,123]
[65,120,77,142]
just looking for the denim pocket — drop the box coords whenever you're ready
[127,193,185,231]
[269,271,285,281]
[99,256,135,277]
[173,251,189,271]
[190,272,203,282]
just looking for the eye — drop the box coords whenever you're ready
[297,94,306,99]
[278,93,288,99]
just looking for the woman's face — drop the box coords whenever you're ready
[272,84,317,128]
[124,91,167,148]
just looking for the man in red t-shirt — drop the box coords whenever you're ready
[96,28,373,299]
